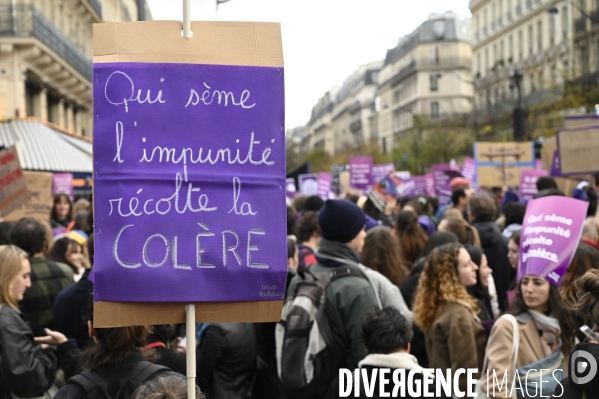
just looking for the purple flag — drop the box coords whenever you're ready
[519,170,548,201]
[93,62,287,303]
[372,164,395,184]
[350,156,373,190]
[518,197,588,286]
[317,172,332,199]
[432,164,462,205]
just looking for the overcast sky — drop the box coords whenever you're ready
[146,0,472,129]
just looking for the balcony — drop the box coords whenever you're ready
[349,119,362,133]
[85,0,102,18]
[592,10,599,27]
[516,5,522,16]
[507,11,512,22]
[0,4,92,81]
[575,17,587,34]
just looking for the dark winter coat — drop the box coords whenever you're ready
[555,343,599,399]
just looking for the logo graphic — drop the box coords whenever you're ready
[571,350,598,385]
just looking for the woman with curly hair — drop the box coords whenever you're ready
[360,226,410,287]
[395,210,428,267]
[412,243,486,394]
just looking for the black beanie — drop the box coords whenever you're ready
[318,199,366,243]
[304,195,325,212]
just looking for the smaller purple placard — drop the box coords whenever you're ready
[372,164,395,185]
[519,170,548,201]
[299,173,319,195]
[350,156,373,190]
[425,173,435,196]
[285,178,297,200]
[53,173,74,200]
[432,164,462,205]
[518,197,588,285]
[317,172,332,199]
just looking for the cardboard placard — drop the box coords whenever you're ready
[557,126,599,175]
[4,171,53,222]
[93,20,284,327]
[563,115,599,129]
[0,146,28,218]
[474,142,534,187]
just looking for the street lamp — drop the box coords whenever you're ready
[510,69,525,141]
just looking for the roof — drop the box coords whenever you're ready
[0,119,92,173]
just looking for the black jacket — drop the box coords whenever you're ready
[0,305,80,399]
[472,221,513,310]
[196,323,257,399]
[555,343,599,399]
[53,269,93,348]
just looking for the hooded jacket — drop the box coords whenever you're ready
[556,343,599,399]
[472,221,513,310]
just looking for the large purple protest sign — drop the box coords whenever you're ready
[519,170,548,201]
[350,156,373,190]
[432,164,462,205]
[518,197,588,286]
[317,172,332,199]
[372,164,395,184]
[93,62,287,303]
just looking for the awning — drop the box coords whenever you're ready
[0,119,92,173]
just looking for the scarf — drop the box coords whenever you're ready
[315,238,361,265]
[516,310,562,356]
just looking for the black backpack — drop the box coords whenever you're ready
[67,361,170,399]
[275,265,370,399]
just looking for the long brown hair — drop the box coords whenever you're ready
[81,300,155,369]
[440,217,481,247]
[560,243,599,306]
[395,210,428,265]
[50,193,73,221]
[508,280,576,363]
[361,227,410,287]
[412,243,478,331]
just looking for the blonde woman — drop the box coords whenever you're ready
[413,243,487,396]
[0,245,79,398]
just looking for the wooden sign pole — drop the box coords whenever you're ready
[186,304,196,398]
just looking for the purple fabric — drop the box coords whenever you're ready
[317,172,332,200]
[425,174,435,196]
[372,164,395,184]
[550,150,562,177]
[349,156,373,190]
[518,197,589,286]
[93,62,287,302]
[519,170,548,201]
[461,157,481,192]
[432,164,462,205]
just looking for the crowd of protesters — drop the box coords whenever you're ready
[3,173,599,398]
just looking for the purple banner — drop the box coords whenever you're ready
[350,156,373,190]
[432,164,462,205]
[53,173,74,200]
[518,197,588,286]
[519,170,548,201]
[550,150,562,177]
[317,172,332,199]
[425,173,435,196]
[93,62,287,303]
[372,163,395,184]
[299,173,318,195]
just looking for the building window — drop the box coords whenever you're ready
[538,21,543,51]
[431,102,439,118]
[430,74,439,91]
[519,30,523,60]
[485,48,489,72]
[528,25,534,55]
[562,6,568,40]
[430,46,439,64]
[509,35,514,60]
[550,14,555,45]
[477,53,482,75]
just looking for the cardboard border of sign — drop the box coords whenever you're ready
[93,20,284,327]
[556,125,599,175]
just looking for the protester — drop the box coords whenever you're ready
[303,195,325,213]
[465,245,499,332]
[363,197,394,228]
[507,230,520,271]
[560,242,599,341]
[468,192,513,310]
[132,375,205,399]
[72,198,91,215]
[450,188,469,216]
[55,300,178,397]
[501,202,525,239]
[412,243,486,394]
[442,207,464,220]
[48,237,88,281]
[395,210,428,267]
[291,195,308,214]
[49,193,74,235]
[10,218,73,335]
[0,245,79,398]
[145,325,186,375]
[73,210,92,235]
[434,177,472,219]
[481,274,576,397]
[287,199,380,371]
[287,205,297,239]
[581,219,599,251]
[557,269,599,398]
[196,323,256,399]
[0,221,13,245]
[296,211,321,267]
[360,226,410,287]
[40,220,55,254]
[53,236,95,349]
[438,217,481,247]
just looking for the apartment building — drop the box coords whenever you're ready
[376,11,474,153]
[0,0,151,137]
[470,0,574,118]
